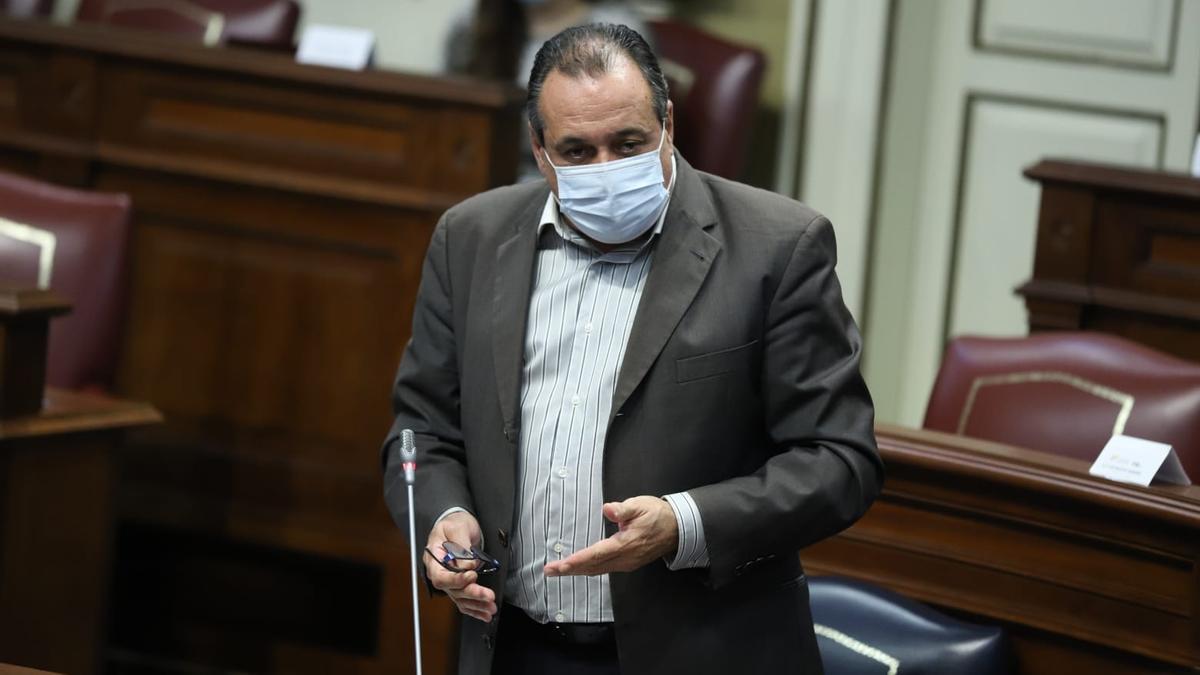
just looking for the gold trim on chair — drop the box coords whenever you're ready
[958,371,1135,437]
[0,216,57,289]
[102,0,226,45]
[814,623,900,675]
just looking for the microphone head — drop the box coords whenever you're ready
[401,429,416,460]
[400,429,417,485]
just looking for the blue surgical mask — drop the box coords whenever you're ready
[544,124,670,245]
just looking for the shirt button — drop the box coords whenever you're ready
[570,395,580,407]
[553,542,564,553]
[584,322,593,334]
[555,612,566,623]
[557,467,569,478]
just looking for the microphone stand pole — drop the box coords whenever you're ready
[401,430,423,675]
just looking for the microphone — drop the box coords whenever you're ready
[400,429,423,675]
[401,428,417,486]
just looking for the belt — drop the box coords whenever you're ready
[503,604,616,648]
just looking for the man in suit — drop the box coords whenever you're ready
[383,23,882,675]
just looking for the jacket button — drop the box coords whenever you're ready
[498,529,509,548]
[483,634,493,650]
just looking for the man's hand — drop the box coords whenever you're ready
[425,511,497,622]
[544,496,678,577]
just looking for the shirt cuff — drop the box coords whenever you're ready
[431,507,484,548]
[434,507,470,527]
[663,492,710,570]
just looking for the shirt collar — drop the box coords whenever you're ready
[538,153,678,244]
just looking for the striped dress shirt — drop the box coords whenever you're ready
[503,157,709,625]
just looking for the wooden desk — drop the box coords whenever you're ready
[805,424,1200,674]
[0,16,522,674]
[0,389,160,675]
[1017,159,1200,363]
[0,664,62,675]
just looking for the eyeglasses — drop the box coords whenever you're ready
[425,541,500,575]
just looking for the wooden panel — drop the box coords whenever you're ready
[0,16,521,675]
[0,47,94,142]
[1092,197,1200,301]
[0,434,115,675]
[107,171,422,462]
[0,390,160,675]
[1150,233,1200,267]
[1018,160,1200,363]
[97,63,498,196]
[976,0,1177,69]
[948,98,1160,340]
[851,499,1192,615]
[1029,185,1096,284]
[0,72,17,129]
[805,424,1200,674]
[0,47,42,137]
[0,664,61,675]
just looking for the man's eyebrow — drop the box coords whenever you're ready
[553,127,653,149]
[612,127,650,138]
[554,135,590,148]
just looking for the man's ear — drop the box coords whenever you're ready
[665,99,675,143]
[529,123,547,173]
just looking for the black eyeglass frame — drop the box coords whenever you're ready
[425,541,500,575]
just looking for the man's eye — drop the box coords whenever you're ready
[564,148,586,160]
[619,141,641,154]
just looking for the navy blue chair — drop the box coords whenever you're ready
[809,576,1010,675]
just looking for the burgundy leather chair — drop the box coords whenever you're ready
[924,333,1200,480]
[647,19,765,180]
[1,0,54,17]
[0,171,132,392]
[75,0,300,49]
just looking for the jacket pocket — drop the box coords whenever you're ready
[675,339,759,383]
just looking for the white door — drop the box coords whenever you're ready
[853,0,1200,425]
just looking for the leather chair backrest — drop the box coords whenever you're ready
[925,332,1200,479]
[647,19,765,180]
[810,576,1009,675]
[0,171,132,391]
[1,0,54,17]
[75,0,300,49]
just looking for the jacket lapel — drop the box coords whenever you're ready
[610,156,721,425]
[492,190,547,435]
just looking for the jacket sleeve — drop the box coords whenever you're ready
[382,213,474,553]
[687,215,884,589]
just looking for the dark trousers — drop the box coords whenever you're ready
[491,605,620,675]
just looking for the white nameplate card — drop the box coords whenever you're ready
[1089,434,1191,487]
[1192,132,1200,177]
[296,25,375,71]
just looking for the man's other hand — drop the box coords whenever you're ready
[544,496,678,577]
[425,511,497,622]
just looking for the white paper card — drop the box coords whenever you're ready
[1192,133,1200,177]
[296,25,375,71]
[1089,434,1191,487]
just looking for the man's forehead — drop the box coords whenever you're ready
[539,59,657,140]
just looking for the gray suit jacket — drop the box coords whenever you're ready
[383,155,883,675]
